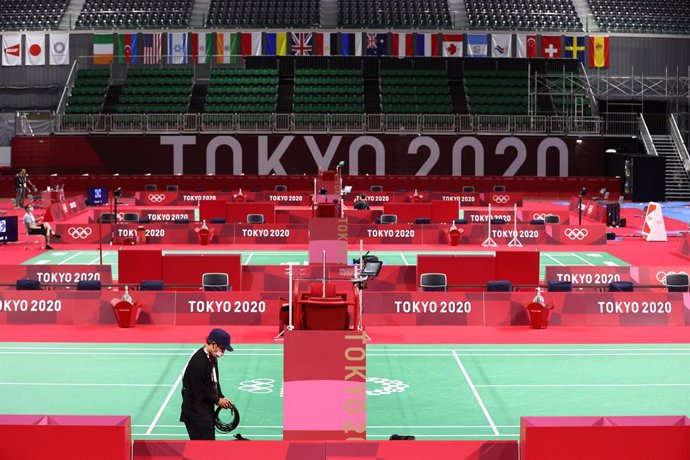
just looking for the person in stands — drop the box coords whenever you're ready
[353,193,370,210]
[23,204,60,249]
[14,169,37,209]
[180,328,234,440]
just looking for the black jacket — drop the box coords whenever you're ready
[180,347,225,424]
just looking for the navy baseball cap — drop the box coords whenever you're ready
[208,328,233,351]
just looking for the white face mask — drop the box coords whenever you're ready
[28,207,34,212]
[213,350,224,358]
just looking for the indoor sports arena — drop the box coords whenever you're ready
[1,2,690,459]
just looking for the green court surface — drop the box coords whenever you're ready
[24,250,629,281]
[1,343,688,440]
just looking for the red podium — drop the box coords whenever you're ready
[111,301,141,328]
[525,302,553,329]
[197,228,212,245]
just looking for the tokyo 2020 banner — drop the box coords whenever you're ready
[12,135,604,176]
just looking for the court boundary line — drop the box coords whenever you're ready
[570,253,595,266]
[451,350,499,436]
[0,382,169,387]
[244,252,255,265]
[145,350,193,435]
[3,351,690,357]
[476,383,690,388]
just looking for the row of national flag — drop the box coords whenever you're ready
[1,34,70,66]
[91,32,611,68]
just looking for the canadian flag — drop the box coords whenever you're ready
[26,34,46,65]
[2,35,21,66]
[442,34,463,57]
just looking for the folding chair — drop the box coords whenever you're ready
[202,273,230,291]
[487,280,512,292]
[247,214,265,224]
[665,273,689,292]
[380,214,398,224]
[420,273,447,291]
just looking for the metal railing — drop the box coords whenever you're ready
[670,114,690,172]
[51,113,605,136]
[56,60,79,116]
[638,114,658,156]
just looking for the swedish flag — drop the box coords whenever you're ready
[564,36,585,63]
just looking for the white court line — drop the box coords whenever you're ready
[2,351,689,357]
[244,253,254,265]
[368,434,518,438]
[475,383,690,388]
[400,253,410,266]
[0,352,283,356]
[34,260,49,265]
[133,424,283,428]
[146,350,194,435]
[452,350,499,436]
[570,253,595,266]
[133,433,283,437]
[542,253,566,266]
[58,252,85,265]
[0,382,169,387]
[604,261,619,266]
[0,346,278,351]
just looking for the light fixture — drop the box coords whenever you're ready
[605,148,617,154]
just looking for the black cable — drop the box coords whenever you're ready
[214,405,240,433]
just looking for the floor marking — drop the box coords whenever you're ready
[571,253,595,266]
[475,383,690,388]
[0,352,283,356]
[88,256,103,265]
[53,252,68,256]
[452,350,499,436]
[58,252,84,265]
[542,253,565,266]
[2,351,688,357]
[367,434,518,438]
[587,253,602,258]
[604,261,619,266]
[368,425,520,429]
[133,433,284,438]
[132,424,283,428]
[146,351,193,435]
[244,253,254,265]
[34,260,49,265]
[0,382,169,387]
[400,253,410,266]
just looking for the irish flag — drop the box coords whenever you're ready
[93,34,113,64]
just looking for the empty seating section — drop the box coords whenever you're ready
[464,69,529,114]
[465,0,582,31]
[379,69,453,114]
[588,0,690,34]
[207,0,320,27]
[293,68,364,114]
[0,0,67,30]
[117,68,192,113]
[338,0,451,28]
[205,68,278,114]
[544,74,592,116]
[65,69,110,114]
[76,0,192,29]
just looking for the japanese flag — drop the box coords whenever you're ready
[26,34,46,65]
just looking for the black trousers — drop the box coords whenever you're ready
[184,419,215,440]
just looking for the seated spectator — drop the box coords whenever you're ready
[23,204,60,249]
[353,193,370,210]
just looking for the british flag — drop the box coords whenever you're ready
[290,33,313,56]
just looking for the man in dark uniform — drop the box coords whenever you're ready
[180,328,234,440]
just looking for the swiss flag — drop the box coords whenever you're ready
[541,35,561,59]
[26,34,46,65]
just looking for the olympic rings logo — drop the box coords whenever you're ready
[492,195,510,204]
[366,377,409,396]
[656,270,688,284]
[68,227,93,239]
[237,378,275,394]
[564,228,589,240]
[148,194,165,203]
[532,213,547,220]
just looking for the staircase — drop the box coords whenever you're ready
[60,0,86,29]
[651,135,690,200]
[276,79,294,113]
[572,0,600,32]
[447,0,469,29]
[190,0,211,28]
[320,0,338,28]
[188,85,207,113]
[363,79,381,114]
[102,85,122,114]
